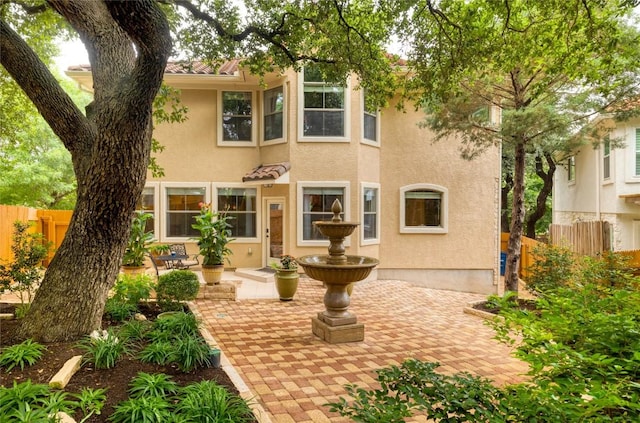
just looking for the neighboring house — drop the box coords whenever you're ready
[67,61,502,294]
[553,115,640,250]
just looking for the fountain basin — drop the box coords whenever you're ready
[297,255,379,284]
[312,221,357,239]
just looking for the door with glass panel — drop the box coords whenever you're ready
[265,199,285,267]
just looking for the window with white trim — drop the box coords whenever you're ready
[635,128,640,176]
[567,156,576,183]
[216,187,257,239]
[165,186,207,238]
[136,186,157,235]
[361,183,380,244]
[298,182,349,244]
[263,86,284,142]
[301,66,346,139]
[400,184,448,234]
[603,139,610,180]
[363,89,378,143]
[219,91,255,145]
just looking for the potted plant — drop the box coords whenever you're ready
[191,203,234,284]
[271,255,299,301]
[121,212,154,275]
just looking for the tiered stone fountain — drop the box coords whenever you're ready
[297,199,379,343]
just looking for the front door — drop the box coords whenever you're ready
[265,198,285,267]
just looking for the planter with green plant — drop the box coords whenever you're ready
[121,212,155,274]
[191,202,234,284]
[149,244,171,268]
[271,255,299,301]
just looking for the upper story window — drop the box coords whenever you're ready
[216,187,258,239]
[164,186,207,238]
[263,86,284,142]
[567,156,576,183]
[400,184,448,234]
[635,128,640,176]
[361,183,380,244]
[603,139,610,180]
[297,182,349,245]
[219,91,256,146]
[300,66,348,141]
[362,89,379,144]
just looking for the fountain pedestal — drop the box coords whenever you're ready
[297,199,378,344]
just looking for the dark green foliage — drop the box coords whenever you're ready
[109,395,173,423]
[118,319,152,342]
[171,335,212,373]
[138,341,174,366]
[104,298,137,322]
[156,270,200,311]
[526,243,576,295]
[327,360,501,422]
[0,338,46,371]
[77,329,130,369]
[175,380,255,423]
[151,311,200,338]
[122,212,154,267]
[0,381,105,422]
[128,372,179,399]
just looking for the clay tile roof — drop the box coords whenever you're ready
[242,162,291,182]
[67,59,240,75]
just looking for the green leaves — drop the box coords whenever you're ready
[0,339,46,372]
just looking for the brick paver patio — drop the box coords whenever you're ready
[193,279,528,423]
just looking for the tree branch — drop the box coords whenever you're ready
[0,18,92,156]
[0,0,49,14]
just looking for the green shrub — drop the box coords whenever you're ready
[104,298,138,322]
[152,311,200,338]
[0,380,51,417]
[118,319,151,342]
[170,334,212,372]
[109,396,172,423]
[138,341,174,366]
[0,339,47,371]
[112,273,156,306]
[526,243,576,295]
[156,270,200,311]
[78,329,129,369]
[175,380,254,423]
[128,372,179,399]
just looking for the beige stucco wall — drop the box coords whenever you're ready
[145,68,501,292]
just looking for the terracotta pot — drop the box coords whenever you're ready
[275,268,299,301]
[201,264,224,285]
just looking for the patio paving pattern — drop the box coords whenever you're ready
[194,278,529,423]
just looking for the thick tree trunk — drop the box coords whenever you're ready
[504,141,527,293]
[2,0,172,341]
[525,152,555,239]
[501,170,513,233]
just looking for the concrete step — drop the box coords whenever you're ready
[234,268,275,283]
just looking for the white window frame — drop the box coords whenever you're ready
[635,128,640,177]
[213,184,261,243]
[567,155,576,185]
[400,183,448,234]
[360,182,380,245]
[217,90,257,147]
[297,181,351,246]
[160,182,210,242]
[361,89,380,146]
[261,85,286,145]
[298,68,350,142]
[602,139,611,181]
[137,182,160,238]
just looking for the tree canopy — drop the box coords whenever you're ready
[394,0,640,291]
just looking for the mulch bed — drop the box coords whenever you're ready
[472,298,538,314]
[0,302,255,423]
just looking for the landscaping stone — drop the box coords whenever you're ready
[49,355,82,389]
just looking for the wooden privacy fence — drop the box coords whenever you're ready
[549,221,611,256]
[500,233,541,280]
[0,205,72,266]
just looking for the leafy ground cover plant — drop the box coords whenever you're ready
[0,380,106,423]
[78,329,130,370]
[0,338,46,371]
[329,247,640,422]
[156,270,200,311]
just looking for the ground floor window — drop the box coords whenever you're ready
[216,187,257,238]
[361,183,380,244]
[165,186,206,238]
[400,184,448,234]
[298,182,349,244]
[135,186,156,235]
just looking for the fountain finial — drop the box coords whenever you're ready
[331,199,343,222]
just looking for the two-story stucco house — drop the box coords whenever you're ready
[553,115,640,250]
[67,61,502,294]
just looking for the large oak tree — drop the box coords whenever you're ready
[1,0,395,341]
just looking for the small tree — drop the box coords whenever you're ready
[0,221,51,315]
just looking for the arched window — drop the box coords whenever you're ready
[400,184,448,234]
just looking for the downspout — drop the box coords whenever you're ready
[596,143,601,220]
